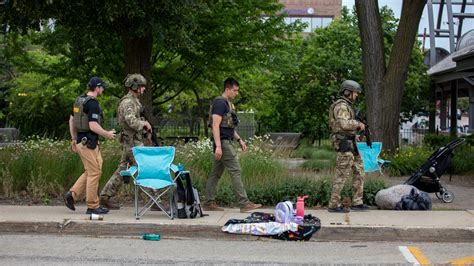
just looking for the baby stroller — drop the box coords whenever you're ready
[404,138,465,203]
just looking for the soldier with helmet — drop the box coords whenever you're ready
[99,73,153,209]
[63,77,116,215]
[328,80,369,213]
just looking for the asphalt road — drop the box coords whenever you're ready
[0,234,472,265]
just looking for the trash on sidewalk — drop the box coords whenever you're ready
[89,213,104,220]
[222,200,321,241]
[142,233,161,241]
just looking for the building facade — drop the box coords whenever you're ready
[280,0,342,33]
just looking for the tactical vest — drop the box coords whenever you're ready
[117,93,146,136]
[73,95,101,132]
[328,98,355,134]
[208,96,238,129]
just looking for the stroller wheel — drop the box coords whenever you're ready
[442,191,455,203]
[435,192,443,199]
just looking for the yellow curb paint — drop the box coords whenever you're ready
[408,246,431,265]
[448,256,474,265]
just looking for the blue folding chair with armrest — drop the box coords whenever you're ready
[120,146,182,219]
[356,142,390,174]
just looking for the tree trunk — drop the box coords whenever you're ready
[356,0,426,152]
[355,0,385,142]
[192,88,209,138]
[122,34,154,122]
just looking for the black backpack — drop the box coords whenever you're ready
[396,188,432,210]
[173,171,206,219]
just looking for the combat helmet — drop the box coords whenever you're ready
[124,73,147,90]
[340,80,362,95]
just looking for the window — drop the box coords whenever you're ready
[284,16,333,33]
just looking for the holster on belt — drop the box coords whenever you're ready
[335,134,358,155]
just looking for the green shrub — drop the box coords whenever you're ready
[302,159,335,171]
[423,134,452,149]
[465,134,474,146]
[294,145,334,159]
[451,146,474,174]
[0,137,121,200]
[387,146,431,176]
[0,137,386,207]
[387,141,474,176]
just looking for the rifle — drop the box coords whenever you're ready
[355,111,372,149]
[139,107,160,146]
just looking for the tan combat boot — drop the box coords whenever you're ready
[202,201,224,211]
[240,202,262,213]
[100,197,121,210]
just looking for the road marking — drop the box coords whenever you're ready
[407,246,431,265]
[399,246,431,265]
[448,256,474,265]
[399,246,420,265]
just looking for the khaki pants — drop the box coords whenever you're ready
[70,143,103,209]
[205,139,249,206]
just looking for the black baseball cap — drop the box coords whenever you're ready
[88,77,109,89]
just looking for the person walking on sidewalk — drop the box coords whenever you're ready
[328,80,369,213]
[64,77,116,215]
[99,74,153,210]
[204,78,262,213]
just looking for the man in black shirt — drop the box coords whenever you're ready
[63,77,116,215]
[204,78,262,213]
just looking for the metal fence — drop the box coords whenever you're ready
[105,114,437,147]
[104,111,256,140]
[312,128,432,147]
[399,128,428,146]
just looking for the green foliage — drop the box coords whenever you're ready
[386,146,431,176]
[0,137,386,207]
[387,143,474,176]
[292,143,336,171]
[423,134,453,149]
[265,7,430,137]
[174,138,384,206]
[0,137,121,200]
[2,1,303,138]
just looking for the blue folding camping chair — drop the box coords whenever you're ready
[120,146,182,219]
[356,142,389,174]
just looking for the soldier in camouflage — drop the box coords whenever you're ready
[99,73,153,209]
[328,80,369,213]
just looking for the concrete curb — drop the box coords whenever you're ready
[1,221,472,242]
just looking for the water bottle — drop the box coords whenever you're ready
[296,195,308,218]
[143,233,161,241]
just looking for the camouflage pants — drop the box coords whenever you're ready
[328,151,365,208]
[100,140,144,199]
[205,139,249,206]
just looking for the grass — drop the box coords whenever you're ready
[0,136,386,207]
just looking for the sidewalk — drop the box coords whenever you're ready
[0,205,472,242]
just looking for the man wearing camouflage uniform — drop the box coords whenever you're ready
[99,73,153,209]
[328,80,369,213]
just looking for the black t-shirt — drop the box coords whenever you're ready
[211,98,234,140]
[72,97,101,144]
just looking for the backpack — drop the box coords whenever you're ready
[173,171,206,219]
[275,201,295,224]
[395,188,432,210]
